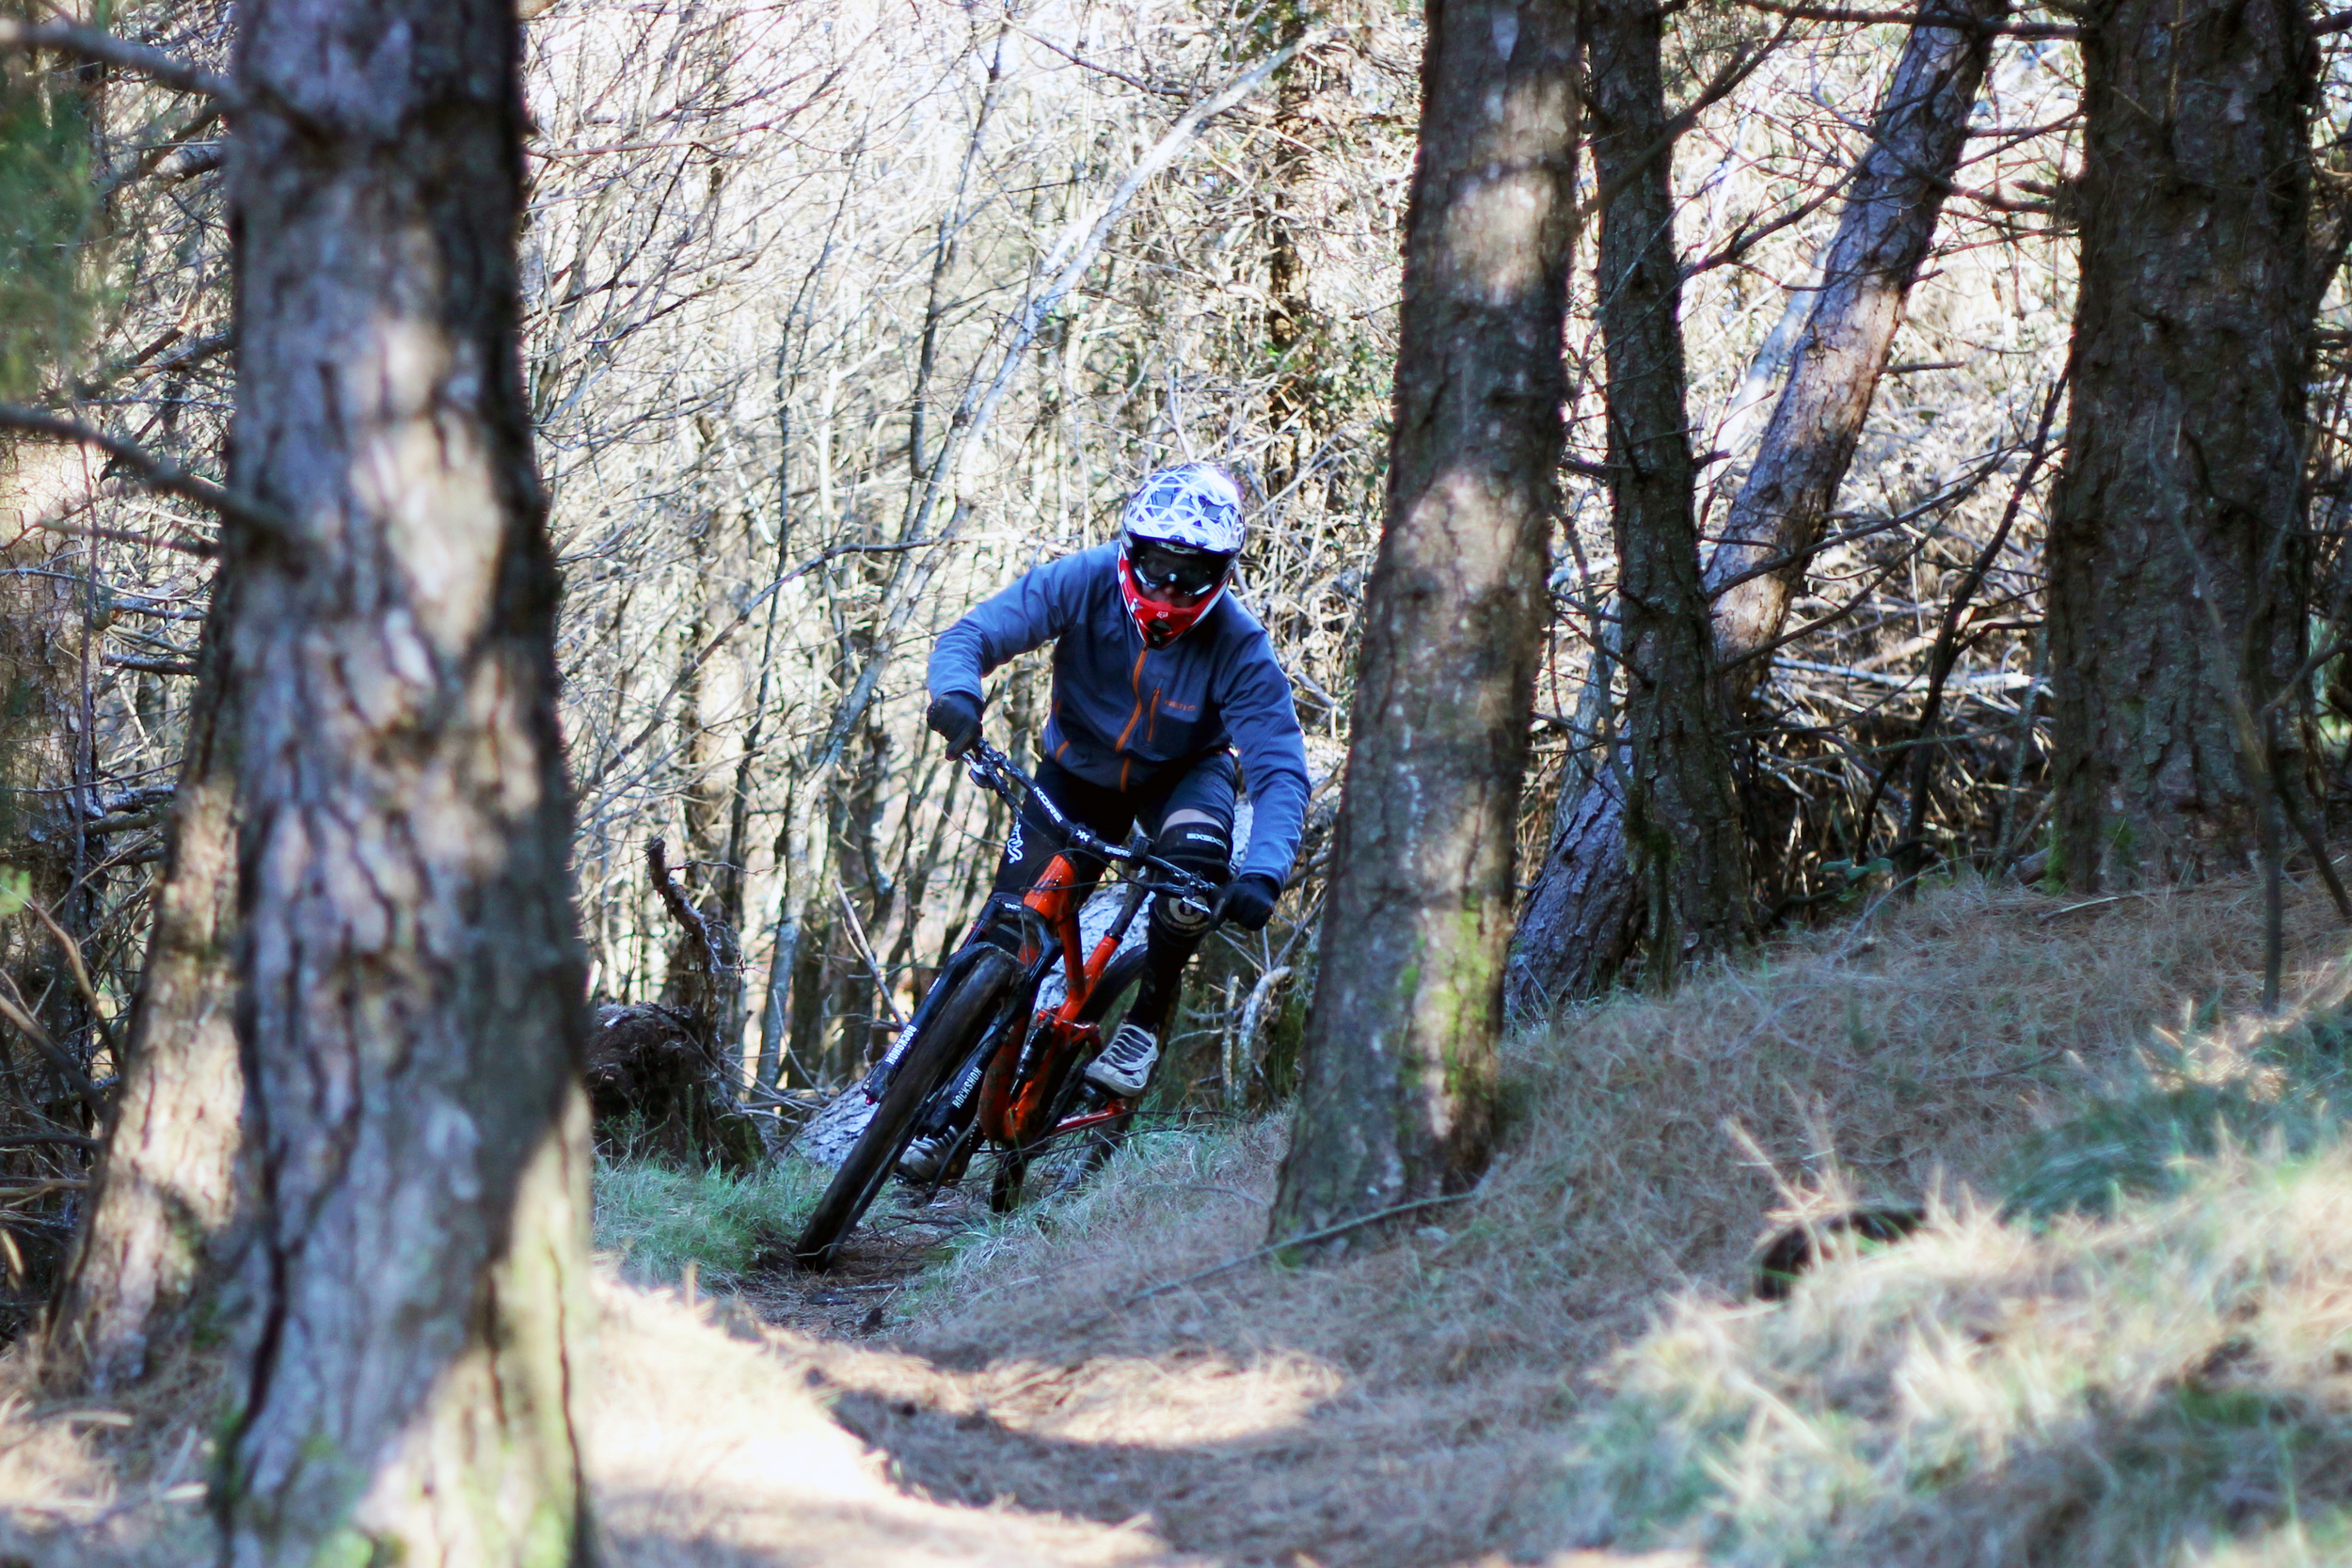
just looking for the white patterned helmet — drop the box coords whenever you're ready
[1117,465,1245,647]
[1121,464,1246,554]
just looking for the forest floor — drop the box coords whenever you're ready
[6,871,2352,1566]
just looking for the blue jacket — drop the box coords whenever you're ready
[928,543,1311,887]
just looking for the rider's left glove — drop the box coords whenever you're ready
[926,689,983,755]
[1214,872,1281,931]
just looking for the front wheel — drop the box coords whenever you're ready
[791,946,1018,1270]
[989,944,1147,1212]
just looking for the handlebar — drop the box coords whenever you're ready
[959,738,1223,903]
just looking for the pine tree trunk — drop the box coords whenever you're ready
[1262,2,1329,506]
[215,3,596,1562]
[666,483,749,1053]
[51,594,242,1389]
[1267,0,1577,1246]
[1703,0,2004,670]
[755,776,824,1088]
[1510,0,1747,1009]
[2045,0,2313,888]
[1511,0,2002,1003]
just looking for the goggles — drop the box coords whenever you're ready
[1125,537,1232,604]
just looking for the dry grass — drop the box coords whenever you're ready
[0,1341,218,1567]
[1534,887,2352,1567]
[1561,1140,2352,1565]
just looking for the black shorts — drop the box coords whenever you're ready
[989,751,1236,899]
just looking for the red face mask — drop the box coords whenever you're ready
[1119,552,1227,649]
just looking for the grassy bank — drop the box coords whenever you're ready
[876,873,2352,1565]
[1562,1004,2352,1567]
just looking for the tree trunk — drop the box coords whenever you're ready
[2045,0,2313,888]
[1262,2,1329,506]
[215,3,596,1562]
[1510,0,1747,1009]
[1511,0,2002,1004]
[755,775,824,1089]
[50,593,242,1390]
[1702,0,2006,670]
[1267,0,1577,1247]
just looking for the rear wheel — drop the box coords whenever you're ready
[989,945,1147,1212]
[791,947,1019,1270]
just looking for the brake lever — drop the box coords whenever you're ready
[960,739,1005,791]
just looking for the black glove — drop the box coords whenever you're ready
[925,690,982,755]
[1215,872,1281,931]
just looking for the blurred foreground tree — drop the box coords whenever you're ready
[1269,0,1578,1245]
[203,0,597,1560]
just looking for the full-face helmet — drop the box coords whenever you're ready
[1118,464,1244,649]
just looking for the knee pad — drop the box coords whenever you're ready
[1148,820,1231,940]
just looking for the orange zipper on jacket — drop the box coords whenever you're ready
[1113,648,1149,752]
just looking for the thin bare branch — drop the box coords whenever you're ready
[0,18,241,104]
[0,404,287,537]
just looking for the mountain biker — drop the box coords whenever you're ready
[912,464,1311,1163]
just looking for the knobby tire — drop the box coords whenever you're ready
[791,946,1020,1270]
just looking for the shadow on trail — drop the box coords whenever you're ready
[798,1342,1552,1568]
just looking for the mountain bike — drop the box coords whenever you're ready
[789,737,1222,1271]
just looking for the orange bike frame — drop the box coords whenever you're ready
[976,851,1137,1146]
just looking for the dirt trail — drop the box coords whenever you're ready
[591,1279,1194,1568]
[623,1188,1668,1568]
[688,1105,1650,1568]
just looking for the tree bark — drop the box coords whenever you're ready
[1510,0,1747,1009]
[1262,2,1331,506]
[50,591,242,1390]
[2044,0,2313,888]
[1511,0,2002,1004]
[755,775,825,1089]
[1268,0,1577,1246]
[215,3,596,1562]
[1701,0,2005,671]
